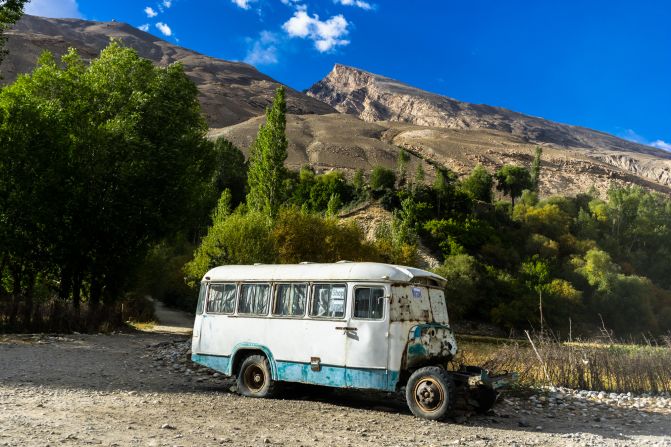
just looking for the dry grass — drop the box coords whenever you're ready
[455,334,671,394]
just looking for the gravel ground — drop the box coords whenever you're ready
[0,333,670,447]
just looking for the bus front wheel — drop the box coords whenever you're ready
[237,354,275,398]
[405,366,455,420]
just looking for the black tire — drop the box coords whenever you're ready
[472,386,498,414]
[236,354,275,398]
[405,366,455,420]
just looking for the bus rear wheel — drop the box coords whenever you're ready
[237,354,275,398]
[405,366,455,420]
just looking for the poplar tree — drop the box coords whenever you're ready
[531,146,543,192]
[246,86,289,219]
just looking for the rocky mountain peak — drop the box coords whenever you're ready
[307,64,670,161]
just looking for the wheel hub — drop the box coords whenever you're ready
[244,365,266,391]
[414,378,445,412]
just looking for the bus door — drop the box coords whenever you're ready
[192,282,208,353]
[344,284,390,389]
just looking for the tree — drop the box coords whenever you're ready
[370,166,396,192]
[433,167,455,216]
[0,0,26,69]
[520,256,551,333]
[352,168,366,200]
[0,42,213,319]
[211,137,247,207]
[414,163,425,187]
[530,146,543,192]
[495,165,533,210]
[396,149,410,187]
[460,164,493,203]
[246,86,289,219]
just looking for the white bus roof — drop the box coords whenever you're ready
[203,262,447,287]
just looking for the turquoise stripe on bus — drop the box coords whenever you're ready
[276,361,399,391]
[191,353,231,373]
[192,354,400,392]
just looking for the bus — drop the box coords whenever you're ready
[191,262,514,420]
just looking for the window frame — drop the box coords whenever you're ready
[196,282,208,315]
[206,282,238,315]
[271,282,309,318]
[351,284,387,321]
[309,283,348,320]
[237,282,272,316]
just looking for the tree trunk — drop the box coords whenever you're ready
[22,272,36,330]
[8,267,22,329]
[72,271,82,312]
[58,267,72,301]
[90,277,101,308]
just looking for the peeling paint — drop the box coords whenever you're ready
[405,323,457,369]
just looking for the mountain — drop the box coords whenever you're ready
[304,64,671,192]
[1,15,334,128]
[2,16,670,195]
[307,64,668,159]
[212,113,671,197]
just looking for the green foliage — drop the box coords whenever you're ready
[530,146,543,191]
[396,149,410,186]
[352,168,367,200]
[0,0,26,68]
[370,165,396,192]
[433,254,481,319]
[0,42,213,330]
[289,168,354,214]
[211,137,247,207]
[272,208,379,264]
[246,86,289,219]
[184,207,276,285]
[495,165,533,209]
[460,164,493,203]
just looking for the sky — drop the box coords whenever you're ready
[24,0,671,149]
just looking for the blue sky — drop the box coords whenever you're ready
[25,0,671,149]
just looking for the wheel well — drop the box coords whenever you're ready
[231,349,267,376]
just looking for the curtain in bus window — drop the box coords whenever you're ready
[239,284,270,315]
[220,284,236,313]
[275,284,306,316]
[207,283,236,313]
[311,284,346,318]
[207,285,224,313]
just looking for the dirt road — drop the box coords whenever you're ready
[0,310,670,446]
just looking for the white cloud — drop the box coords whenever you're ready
[162,0,173,7]
[231,0,256,9]
[244,31,280,66]
[283,10,349,53]
[651,140,671,151]
[621,129,671,152]
[155,22,172,36]
[145,6,158,18]
[334,0,372,10]
[25,0,82,18]
[138,24,150,32]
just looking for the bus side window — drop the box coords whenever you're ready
[207,283,236,314]
[196,283,207,315]
[353,287,385,320]
[273,283,307,316]
[311,284,346,318]
[239,283,271,315]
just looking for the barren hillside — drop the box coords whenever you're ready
[1,15,334,128]
[211,113,671,196]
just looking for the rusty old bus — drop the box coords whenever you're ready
[191,262,513,420]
